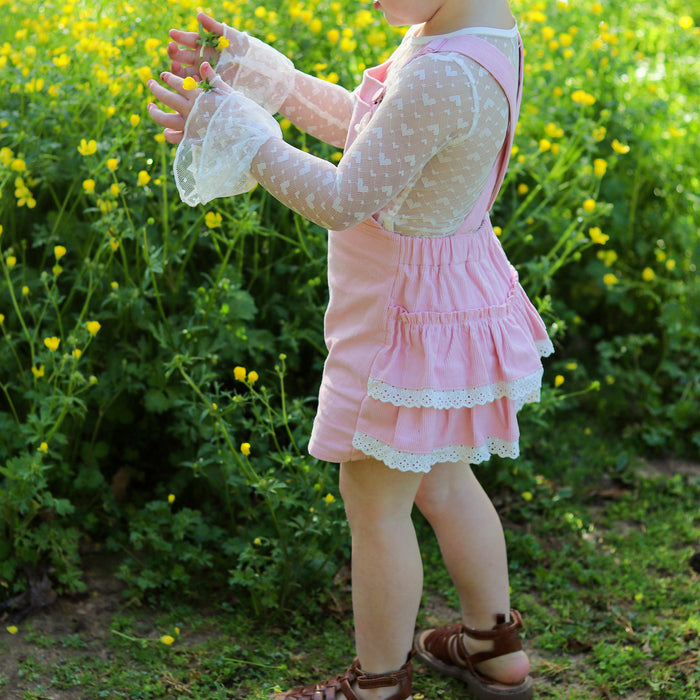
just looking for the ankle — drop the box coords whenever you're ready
[352,683,412,700]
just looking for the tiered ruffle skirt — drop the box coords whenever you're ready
[308,216,554,472]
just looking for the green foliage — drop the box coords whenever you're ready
[0,0,698,616]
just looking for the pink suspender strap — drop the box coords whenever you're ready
[411,34,524,213]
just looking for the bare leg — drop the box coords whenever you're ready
[414,462,530,684]
[339,457,424,700]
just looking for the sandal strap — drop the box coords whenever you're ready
[282,665,359,700]
[283,654,413,700]
[356,653,413,699]
[423,610,524,669]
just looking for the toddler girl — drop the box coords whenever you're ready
[147,1,551,698]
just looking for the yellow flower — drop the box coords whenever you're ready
[554,375,565,388]
[38,442,49,453]
[583,199,596,212]
[233,366,247,381]
[522,491,533,502]
[589,227,609,245]
[0,313,4,324]
[83,179,96,194]
[598,250,618,266]
[160,635,175,646]
[603,273,618,286]
[22,285,29,296]
[182,76,197,91]
[593,159,608,177]
[679,15,694,29]
[72,349,82,360]
[665,259,676,271]
[545,122,564,139]
[168,494,175,504]
[54,245,67,260]
[323,493,335,505]
[254,537,262,546]
[107,157,119,172]
[240,442,251,456]
[539,139,551,152]
[6,256,17,268]
[593,126,607,142]
[517,183,529,195]
[204,211,222,228]
[78,139,97,156]
[572,89,596,106]
[44,336,61,352]
[327,28,340,43]
[612,139,630,154]
[137,171,150,186]
[53,53,70,68]
[87,320,101,336]
[559,32,573,47]
[247,370,259,384]
[642,267,655,282]
[32,365,45,379]
[130,114,141,127]
[6,625,18,634]
[11,158,27,172]
[218,36,230,49]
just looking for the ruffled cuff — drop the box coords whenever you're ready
[173,77,282,206]
[216,25,296,113]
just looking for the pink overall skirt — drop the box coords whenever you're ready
[308,34,553,472]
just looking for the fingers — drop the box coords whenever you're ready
[163,128,184,145]
[146,103,186,132]
[147,73,192,112]
[167,44,205,72]
[199,62,217,82]
[197,12,225,36]
[168,28,200,49]
[170,62,200,81]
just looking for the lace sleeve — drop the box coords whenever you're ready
[216,25,295,114]
[173,79,282,206]
[215,24,352,146]
[278,75,353,149]
[250,54,480,231]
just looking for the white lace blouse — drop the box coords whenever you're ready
[175,24,521,237]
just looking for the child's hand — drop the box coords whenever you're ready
[146,62,218,145]
[167,12,230,80]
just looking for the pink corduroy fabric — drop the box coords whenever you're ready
[308,33,553,472]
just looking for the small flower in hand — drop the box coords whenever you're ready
[182,76,197,91]
[146,62,221,145]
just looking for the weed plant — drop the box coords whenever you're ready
[0,0,698,618]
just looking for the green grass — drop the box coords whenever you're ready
[2,434,698,700]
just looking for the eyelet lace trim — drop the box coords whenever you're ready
[352,432,520,473]
[367,367,544,410]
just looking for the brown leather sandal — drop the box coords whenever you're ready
[273,653,413,700]
[415,610,533,700]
